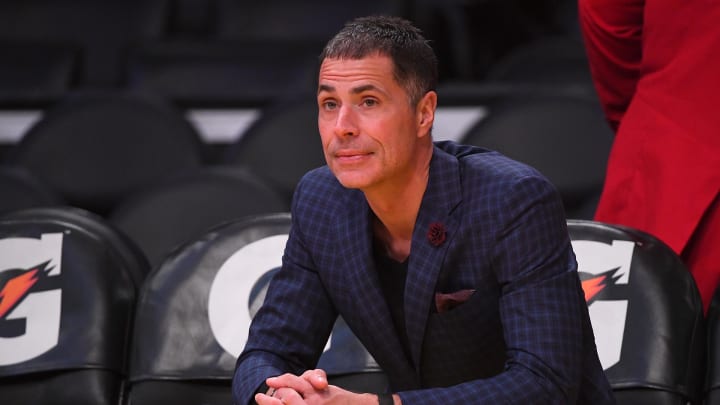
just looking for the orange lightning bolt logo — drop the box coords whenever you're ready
[580,267,622,304]
[0,262,52,319]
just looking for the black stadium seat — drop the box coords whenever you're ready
[703,286,720,403]
[6,91,205,215]
[0,167,64,215]
[125,0,405,108]
[125,39,319,108]
[0,0,167,88]
[0,207,149,405]
[214,0,404,43]
[485,36,594,90]
[0,40,79,107]
[126,213,386,405]
[460,88,613,219]
[223,96,327,203]
[569,220,705,404]
[108,167,288,268]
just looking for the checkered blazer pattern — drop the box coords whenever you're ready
[233,141,615,404]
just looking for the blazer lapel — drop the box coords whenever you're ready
[405,146,463,372]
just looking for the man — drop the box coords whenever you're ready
[233,16,614,404]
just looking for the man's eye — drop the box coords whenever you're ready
[362,99,378,107]
[322,101,337,110]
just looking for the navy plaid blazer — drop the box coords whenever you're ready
[233,141,615,404]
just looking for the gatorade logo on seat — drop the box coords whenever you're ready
[572,239,634,370]
[206,232,352,362]
[0,233,63,366]
[207,234,289,357]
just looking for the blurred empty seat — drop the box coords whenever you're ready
[126,213,386,405]
[215,0,404,43]
[125,40,319,107]
[223,96,326,203]
[569,220,704,404]
[6,91,205,214]
[125,0,404,108]
[0,167,64,215]
[0,41,79,107]
[703,286,720,404]
[0,207,149,405]
[410,0,557,81]
[108,167,288,268]
[485,36,594,92]
[0,0,168,88]
[164,0,215,37]
[460,88,613,219]
[552,0,582,38]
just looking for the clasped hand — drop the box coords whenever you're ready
[254,369,377,405]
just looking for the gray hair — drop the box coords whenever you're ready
[320,15,438,106]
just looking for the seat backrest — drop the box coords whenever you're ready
[462,89,613,219]
[215,0,403,42]
[6,91,205,214]
[568,219,704,405]
[408,0,555,81]
[485,36,593,88]
[126,213,385,405]
[0,40,79,106]
[703,287,720,404]
[223,96,326,203]
[108,167,288,268]
[0,0,168,87]
[124,39,320,108]
[0,207,149,405]
[0,167,64,215]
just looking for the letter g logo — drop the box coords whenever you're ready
[0,233,63,366]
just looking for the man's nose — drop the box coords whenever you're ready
[334,105,358,137]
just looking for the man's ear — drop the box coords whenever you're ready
[417,91,437,137]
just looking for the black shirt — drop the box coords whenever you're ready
[373,241,413,363]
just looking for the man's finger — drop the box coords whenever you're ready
[267,373,315,396]
[266,374,305,389]
[254,393,284,405]
[302,369,329,390]
[270,386,308,405]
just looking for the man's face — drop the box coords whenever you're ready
[317,55,431,192]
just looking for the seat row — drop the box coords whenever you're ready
[0,0,581,107]
[0,84,612,220]
[0,207,712,404]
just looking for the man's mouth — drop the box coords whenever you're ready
[334,150,372,162]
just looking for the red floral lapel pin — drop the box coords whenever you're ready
[427,222,447,247]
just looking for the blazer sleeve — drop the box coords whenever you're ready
[579,0,644,131]
[231,180,338,405]
[399,175,592,404]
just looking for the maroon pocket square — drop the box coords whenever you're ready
[434,289,476,313]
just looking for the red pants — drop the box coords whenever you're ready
[682,194,720,314]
